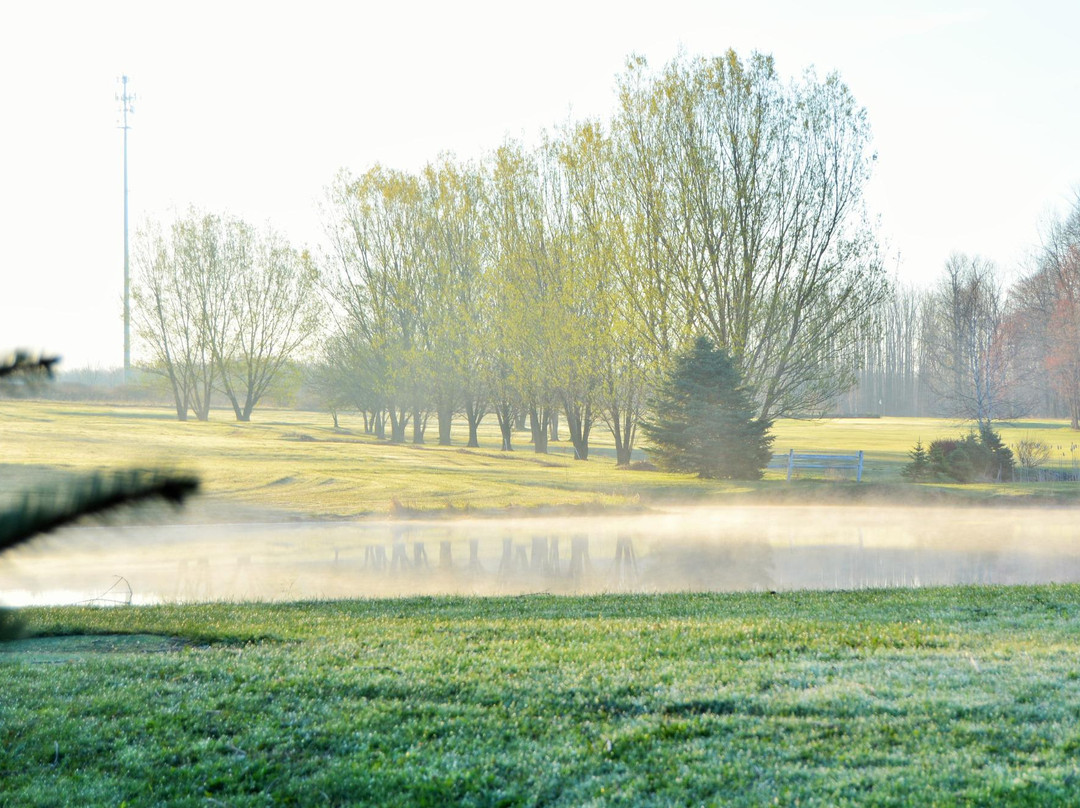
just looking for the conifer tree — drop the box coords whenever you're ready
[901,438,933,482]
[642,337,773,478]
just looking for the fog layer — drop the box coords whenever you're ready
[1,505,1076,606]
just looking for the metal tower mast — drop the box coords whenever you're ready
[118,75,135,381]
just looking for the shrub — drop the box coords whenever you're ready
[909,427,1014,483]
[901,439,933,482]
[1014,435,1052,469]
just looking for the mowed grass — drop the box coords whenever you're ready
[4,404,1080,804]
[3,400,1080,516]
[2,587,1080,806]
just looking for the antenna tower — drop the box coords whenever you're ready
[117,75,135,382]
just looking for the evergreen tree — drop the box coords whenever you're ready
[642,337,773,479]
[901,438,933,482]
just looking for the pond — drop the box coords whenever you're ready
[2,505,1078,606]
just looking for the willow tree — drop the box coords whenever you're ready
[558,121,639,462]
[133,210,319,422]
[322,167,430,443]
[418,157,490,446]
[623,51,885,420]
[484,141,562,454]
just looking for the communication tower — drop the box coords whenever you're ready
[117,75,135,381]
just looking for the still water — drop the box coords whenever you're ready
[1,505,1078,606]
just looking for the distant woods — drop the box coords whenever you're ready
[848,197,1080,427]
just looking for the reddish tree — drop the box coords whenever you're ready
[1043,245,1080,428]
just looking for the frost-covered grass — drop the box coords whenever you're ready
[2,586,1079,806]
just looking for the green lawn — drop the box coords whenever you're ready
[2,587,1079,806]
[3,400,1080,516]
[5,401,1080,804]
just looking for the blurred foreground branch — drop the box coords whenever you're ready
[0,351,60,381]
[0,469,199,555]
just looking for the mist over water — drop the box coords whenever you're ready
[2,505,1079,606]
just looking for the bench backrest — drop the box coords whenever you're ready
[784,449,864,482]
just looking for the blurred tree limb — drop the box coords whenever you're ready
[0,469,199,555]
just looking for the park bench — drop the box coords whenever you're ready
[782,449,864,482]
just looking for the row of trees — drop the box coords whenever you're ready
[312,50,884,462]
[130,47,1080,455]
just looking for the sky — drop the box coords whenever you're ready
[2,0,1078,371]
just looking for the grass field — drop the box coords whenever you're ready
[2,400,1080,517]
[2,587,1080,806]
[4,400,1080,805]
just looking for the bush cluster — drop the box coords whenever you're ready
[903,426,1015,483]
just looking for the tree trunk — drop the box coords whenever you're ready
[529,405,550,454]
[613,407,636,466]
[412,409,425,444]
[226,396,244,422]
[549,410,559,442]
[563,399,592,461]
[437,407,453,446]
[464,399,486,448]
[495,401,514,451]
[171,388,188,421]
[389,408,409,443]
[604,391,639,466]
[165,365,187,421]
[374,409,386,440]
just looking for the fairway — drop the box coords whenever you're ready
[3,400,1080,520]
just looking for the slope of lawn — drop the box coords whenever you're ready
[2,400,1080,517]
[2,586,1079,806]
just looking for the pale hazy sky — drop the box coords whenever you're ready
[2,0,1078,370]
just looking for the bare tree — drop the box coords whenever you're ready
[923,254,1009,426]
[133,210,319,421]
[132,214,222,421]
[1009,197,1080,426]
[622,51,886,420]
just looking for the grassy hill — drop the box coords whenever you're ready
[2,400,1080,517]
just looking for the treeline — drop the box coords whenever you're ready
[130,47,1080,450]
[842,198,1080,427]
[310,50,884,462]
